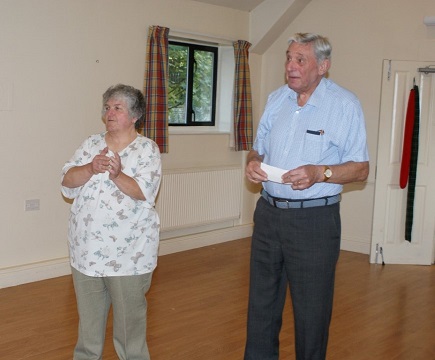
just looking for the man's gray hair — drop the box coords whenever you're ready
[288,33,332,63]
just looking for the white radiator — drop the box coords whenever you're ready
[155,166,242,232]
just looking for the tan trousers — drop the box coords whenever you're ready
[71,267,153,360]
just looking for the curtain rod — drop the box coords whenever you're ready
[169,28,236,45]
[418,66,435,74]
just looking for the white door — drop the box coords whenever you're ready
[370,60,435,265]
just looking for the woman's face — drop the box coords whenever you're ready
[103,97,137,133]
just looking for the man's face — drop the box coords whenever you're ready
[285,42,329,95]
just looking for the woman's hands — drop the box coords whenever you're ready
[91,147,122,180]
[107,152,122,181]
[91,147,144,200]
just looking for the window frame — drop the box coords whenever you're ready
[168,40,219,127]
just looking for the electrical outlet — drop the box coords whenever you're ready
[25,199,40,211]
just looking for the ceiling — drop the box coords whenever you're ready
[192,0,266,12]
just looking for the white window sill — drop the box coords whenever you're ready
[168,126,231,135]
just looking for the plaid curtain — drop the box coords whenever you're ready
[233,40,253,151]
[143,25,170,153]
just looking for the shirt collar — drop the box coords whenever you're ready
[288,77,328,108]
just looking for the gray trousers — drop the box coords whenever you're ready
[71,267,153,360]
[244,197,341,360]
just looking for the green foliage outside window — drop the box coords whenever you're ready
[168,41,217,125]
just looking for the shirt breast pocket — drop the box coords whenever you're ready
[301,130,324,164]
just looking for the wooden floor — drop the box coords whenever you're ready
[0,238,434,359]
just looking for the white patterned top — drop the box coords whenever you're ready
[61,132,162,277]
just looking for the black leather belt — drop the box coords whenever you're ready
[261,189,340,209]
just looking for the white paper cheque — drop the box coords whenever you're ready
[260,163,290,184]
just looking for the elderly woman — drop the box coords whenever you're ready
[61,84,161,360]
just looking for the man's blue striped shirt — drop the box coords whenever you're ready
[253,77,369,200]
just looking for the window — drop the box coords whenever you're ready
[168,41,218,126]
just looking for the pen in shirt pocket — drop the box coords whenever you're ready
[306,129,324,135]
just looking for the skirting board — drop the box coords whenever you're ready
[0,258,72,290]
[158,224,253,255]
[0,227,368,289]
[0,224,254,289]
[341,234,371,255]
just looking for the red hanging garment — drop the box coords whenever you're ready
[399,88,415,189]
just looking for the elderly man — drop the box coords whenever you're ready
[244,33,369,360]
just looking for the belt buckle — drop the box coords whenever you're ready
[282,199,292,209]
[280,199,301,209]
[273,197,289,209]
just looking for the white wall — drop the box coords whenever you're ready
[1,0,434,288]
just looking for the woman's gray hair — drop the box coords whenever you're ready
[102,84,145,128]
[288,33,332,63]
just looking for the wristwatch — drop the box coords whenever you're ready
[323,166,332,182]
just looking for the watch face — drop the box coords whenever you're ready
[325,168,332,178]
